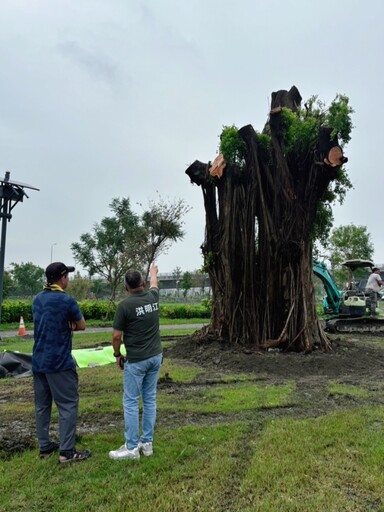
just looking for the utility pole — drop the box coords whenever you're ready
[0,172,39,325]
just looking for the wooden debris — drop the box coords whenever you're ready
[209,154,226,178]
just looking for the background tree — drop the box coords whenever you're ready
[327,224,374,285]
[190,269,209,296]
[2,270,13,299]
[71,197,189,300]
[180,271,192,298]
[328,224,373,267]
[71,197,142,300]
[67,272,92,301]
[172,266,182,281]
[172,266,182,297]
[89,277,111,299]
[186,86,353,352]
[10,262,44,296]
[140,197,191,279]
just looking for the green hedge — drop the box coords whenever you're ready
[1,300,34,323]
[78,301,116,321]
[160,304,211,319]
[0,299,212,323]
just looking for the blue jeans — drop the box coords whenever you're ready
[123,353,162,449]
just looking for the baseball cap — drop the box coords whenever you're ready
[45,262,75,283]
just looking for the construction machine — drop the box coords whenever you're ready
[313,260,384,333]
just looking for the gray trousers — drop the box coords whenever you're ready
[365,289,380,315]
[33,366,79,452]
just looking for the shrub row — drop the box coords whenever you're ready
[1,300,34,323]
[78,301,116,321]
[0,299,212,323]
[160,304,210,319]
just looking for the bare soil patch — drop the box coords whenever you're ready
[165,334,384,382]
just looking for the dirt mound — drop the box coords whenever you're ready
[164,335,384,382]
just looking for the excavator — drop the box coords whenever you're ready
[313,260,384,333]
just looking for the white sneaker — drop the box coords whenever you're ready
[138,441,153,457]
[109,444,140,460]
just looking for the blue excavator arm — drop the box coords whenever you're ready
[313,260,342,314]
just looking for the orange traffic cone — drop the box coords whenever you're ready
[18,316,26,336]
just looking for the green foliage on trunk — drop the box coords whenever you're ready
[219,125,246,168]
[279,94,354,247]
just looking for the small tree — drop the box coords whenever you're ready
[327,224,374,284]
[180,271,192,298]
[140,197,191,279]
[10,262,44,296]
[2,270,13,299]
[90,278,111,299]
[72,197,190,300]
[71,198,142,300]
[172,267,182,281]
[67,272,92,301]
[172,267,182,297]
[328,224,373,266]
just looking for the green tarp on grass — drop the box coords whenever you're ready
[72,346,115,368]
[0,347,116,377]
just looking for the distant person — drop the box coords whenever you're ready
[32,262,91,463]
[365,267,383,316]
[109,263,162,460]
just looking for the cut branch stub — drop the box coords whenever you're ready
[324,146,348,167]
[270,85,302,113]
[185,160,209,186]
[318,127,348,168]
[209,154,226,178]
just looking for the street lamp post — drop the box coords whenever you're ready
[50,243,57,263]
[0,172,39,325]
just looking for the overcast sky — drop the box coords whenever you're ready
[0,0,383,276]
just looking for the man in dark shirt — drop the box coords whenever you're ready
[32,262,91,463]
[109,263,162,460]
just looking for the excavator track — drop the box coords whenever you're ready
[326,316,384,334]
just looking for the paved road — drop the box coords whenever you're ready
[0,323,207,339]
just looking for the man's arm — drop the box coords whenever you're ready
[112,329,124,369]
[70,317,86,331]
[149,262,159,289]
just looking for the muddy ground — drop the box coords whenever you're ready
[1,333,384,458]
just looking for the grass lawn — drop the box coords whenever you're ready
[1,332,384,511]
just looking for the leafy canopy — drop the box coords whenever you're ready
[66,272,93,301]
[180,271,193,298]
[140,196,191,273]
[10,262,45,296]
[326,224,374,284]
[328,224,374,267]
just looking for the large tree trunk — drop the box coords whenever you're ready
[186,86,346,352]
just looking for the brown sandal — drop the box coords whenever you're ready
[59,449,92,463]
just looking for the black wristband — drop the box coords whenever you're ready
[113,352,122,358]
